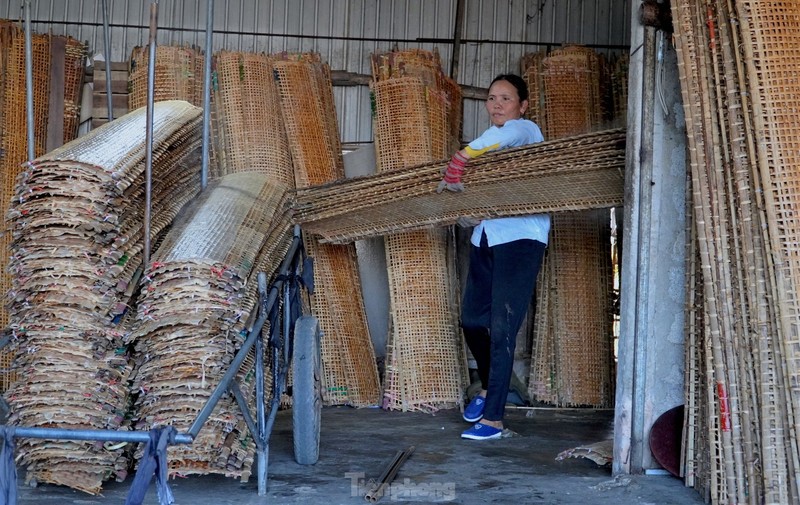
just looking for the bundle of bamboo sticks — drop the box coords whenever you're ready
[673,1,800,502]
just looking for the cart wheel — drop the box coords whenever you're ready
[292,315,322,465]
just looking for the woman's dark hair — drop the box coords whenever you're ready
[490,74,529,103]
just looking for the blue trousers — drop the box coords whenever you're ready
[461,233,546,422]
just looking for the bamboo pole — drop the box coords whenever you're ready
[143,0,159,267]
[700,4,748,501]
[671,1,735,500]
[23,0,34,162]
[733,0,800,499]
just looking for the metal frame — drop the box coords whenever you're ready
[101,0,113,122]
[23,0,34,162]
[200,0,214,189]
[4,1,305,499]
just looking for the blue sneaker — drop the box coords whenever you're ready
[463,395,486,422]
[461,423,502,440]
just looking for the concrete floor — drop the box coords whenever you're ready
[15,406,705,504]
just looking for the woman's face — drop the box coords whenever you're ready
[485,79,528,127]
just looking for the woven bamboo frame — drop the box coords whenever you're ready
[372,49,466,413]
[0,22,86,393]
[274,53,380,407]
[542,46,603,140]
[128,45,204,110]
[528,211,614,407]
[211,51,294,185]
[62,38,86,141]
[517,44,619,413]
[672,0,800,502]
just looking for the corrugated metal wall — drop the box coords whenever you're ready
[3,0,629,144]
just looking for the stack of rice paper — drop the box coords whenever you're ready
[3,100,203,494]
[126,172,290,480]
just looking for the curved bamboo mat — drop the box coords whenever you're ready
[211,51,294,184]
[127,172,289,481]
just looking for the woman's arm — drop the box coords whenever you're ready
[436,120,541,193]
[437,149,471,193]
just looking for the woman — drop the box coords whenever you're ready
[438,74,550,440]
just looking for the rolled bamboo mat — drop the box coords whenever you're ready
[542,45,604,139]
[519,44,618,412]
[520,50,547,130]
[527,250,555,403]
[273,53,380,407]
[128,45,204,110]
[522,44,628,145]
[274,55,344,186]
[528,210,614,407]
[126,172,288,481]
[382,228,465,411]
[4,101,203,494]
[372,50,467,413]
[372,77,432,171]
[291,128,626,244]
[211,51,294,185]
[370,49,462,154]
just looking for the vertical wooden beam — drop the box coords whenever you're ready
[449,0,465,80]
[46,36,66,152]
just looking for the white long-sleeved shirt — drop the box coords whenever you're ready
[464,118,551,247]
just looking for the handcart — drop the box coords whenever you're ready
[0,225,323,503]
[256,225,323,473]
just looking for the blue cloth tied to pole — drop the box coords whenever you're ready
[0,426,17,505]
[125,426,176,505]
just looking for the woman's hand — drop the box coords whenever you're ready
[437,151,469,193]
